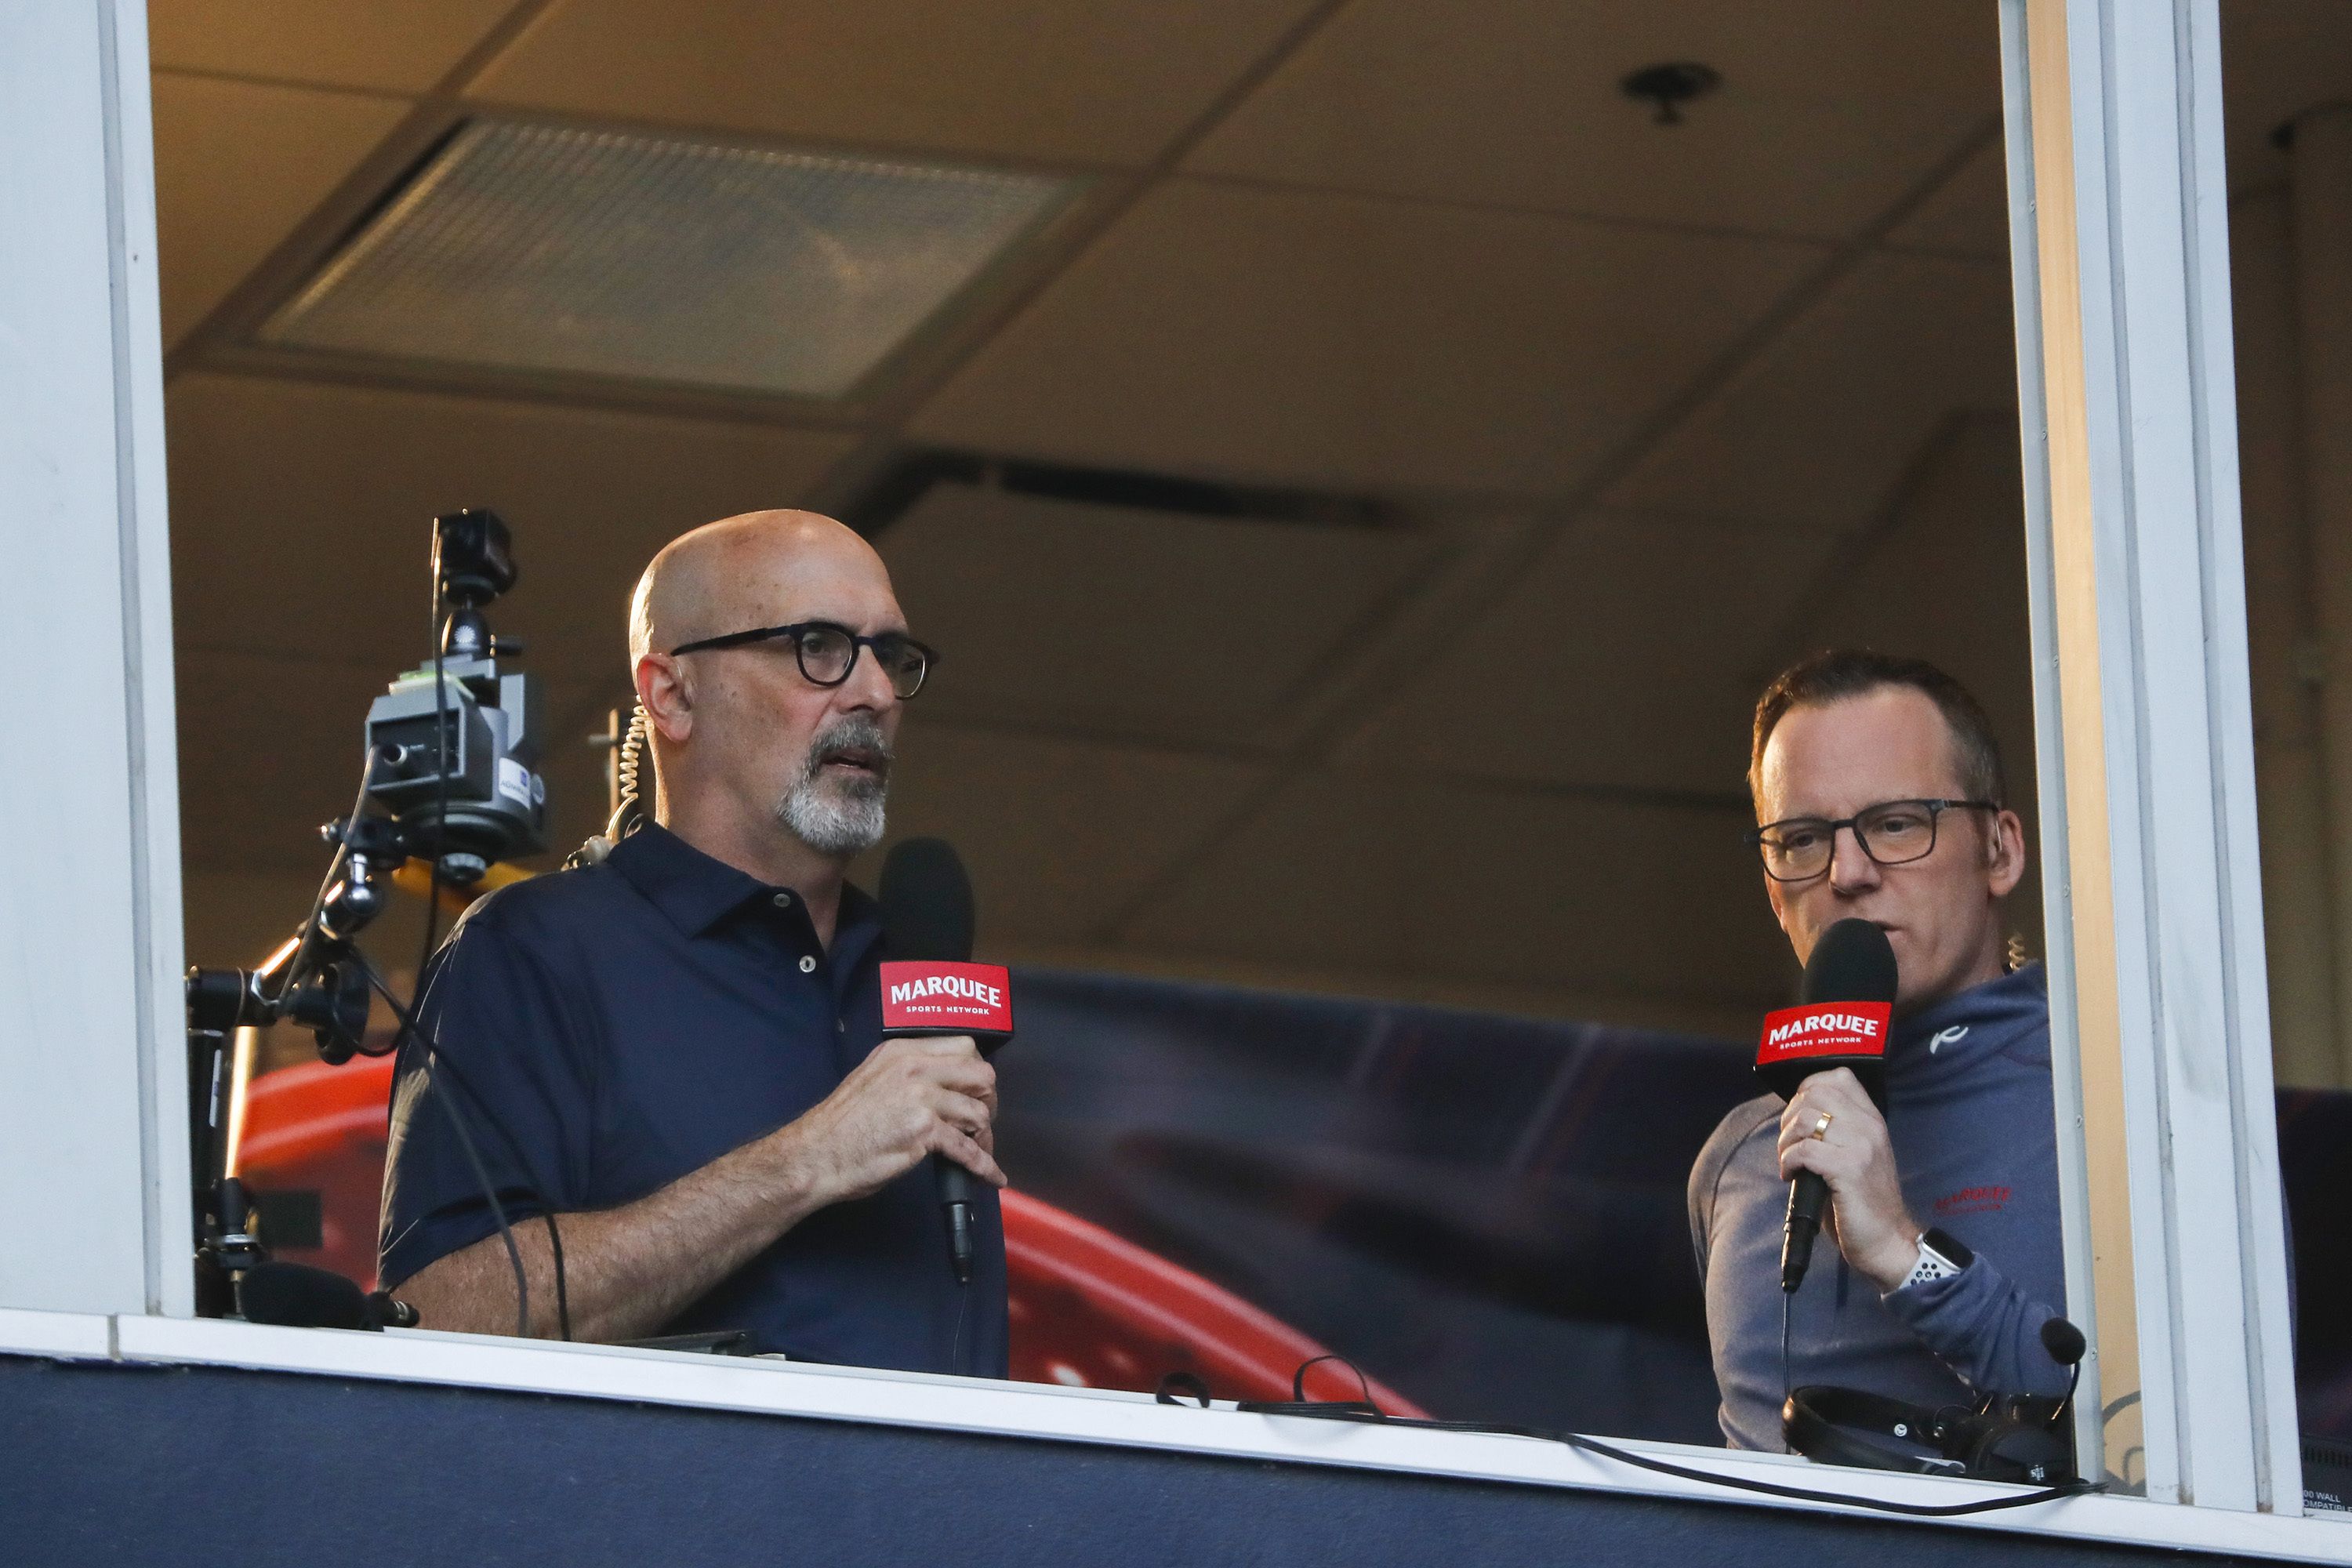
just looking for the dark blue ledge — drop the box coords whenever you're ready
[0,1354,2263,1567]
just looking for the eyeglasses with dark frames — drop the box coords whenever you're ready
[668,620,938,699]
[1746,797,1998,884]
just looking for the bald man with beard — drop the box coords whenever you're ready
[379,511,1009,1374]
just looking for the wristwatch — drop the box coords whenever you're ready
[1899,1228,1976,1291]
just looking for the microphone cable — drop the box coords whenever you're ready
[1156,1356,2097,1519]
[397,537,569,1341]
[949,1278,971,1379]
[1780,1291,1793,1432]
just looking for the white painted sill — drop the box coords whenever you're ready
[2,1307,2346,1564]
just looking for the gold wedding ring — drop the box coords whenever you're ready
[1810,1111,1835,1141]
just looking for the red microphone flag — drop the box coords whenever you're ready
[879,959,1014,1043]
[1755,1000,1892,1074]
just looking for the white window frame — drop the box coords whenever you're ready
[0,0,2339,1558]
[2002,0,2305,1511]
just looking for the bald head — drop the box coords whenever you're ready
[626,509,912,877]
[624,509,913,902]
[629,510,890,663]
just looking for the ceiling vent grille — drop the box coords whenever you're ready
[260,120,1079,401]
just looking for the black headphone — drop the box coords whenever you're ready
[1784,1316,2086,1485]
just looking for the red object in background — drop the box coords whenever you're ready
[236,1057,1424,1414]
[1000,1189,1423,1413]
[237,1055,398,1288]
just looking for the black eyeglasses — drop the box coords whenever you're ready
[1747,798,1998,884]
[668,620,938,699]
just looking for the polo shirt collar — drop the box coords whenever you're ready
[609,820,877,944]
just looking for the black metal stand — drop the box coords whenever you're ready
[185,508,544,1329]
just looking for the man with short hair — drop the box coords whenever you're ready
[380,510,1008,1374]
[1688,650,2068,1450]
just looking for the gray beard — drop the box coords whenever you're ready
[777,717,890,856]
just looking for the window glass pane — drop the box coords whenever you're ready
[2221,0,2352,1486]
[159,0,2071,1478]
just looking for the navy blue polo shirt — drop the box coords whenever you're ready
[377,821,1008,1375]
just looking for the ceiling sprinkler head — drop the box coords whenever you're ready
[1621,62,1722,126]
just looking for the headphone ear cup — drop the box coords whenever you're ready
[1962,1412,2074,1485]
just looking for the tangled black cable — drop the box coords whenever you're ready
[1155,1356,2096,1519]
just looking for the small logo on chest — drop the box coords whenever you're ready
[1933,1184,2011,1215]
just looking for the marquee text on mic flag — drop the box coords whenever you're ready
[879,960,1014,1038]
[1756,1000,1893,1069]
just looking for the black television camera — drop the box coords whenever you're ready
[187,508,548,1319]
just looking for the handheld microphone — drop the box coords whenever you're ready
[877,838,1013,1286]
[1755,917,1897,1294]
[237,1259,419,1330]
[2040,1316,2086,1425]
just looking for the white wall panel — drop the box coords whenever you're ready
[0,0,187,1316]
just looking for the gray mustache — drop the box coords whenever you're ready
[804,717,894,779]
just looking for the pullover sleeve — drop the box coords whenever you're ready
[1880,1255,2071,1397]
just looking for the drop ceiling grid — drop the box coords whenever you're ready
[1331,507,1850,799]
[146,0,2027,511]
[163,372,862,681]
[1602,248,2020,535]
[906,176,1834,500]
[1180,0,2001,244]
[1069,111,2013,953]
[877,482,1443,749]
[143,0,2053,1018]
[459,0,1338,172]
[150,73,416,348]
[147,0,521,96]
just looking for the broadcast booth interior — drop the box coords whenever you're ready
[5,0,2352,1561]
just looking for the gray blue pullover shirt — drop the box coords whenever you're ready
[1687,962,2067,1450]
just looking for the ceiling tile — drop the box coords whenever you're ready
[467,0,1326,169]
[150,0,512,94]
[880,485,1435,745]
[258,122,1082,401]
[1773,414,2044,949]
[152,73,410,347]
[165,373,860,686]
[858,724,1267,944]
[910,179,1824,499]
[1341,511,1838,797]
[1123,769,1793,1011]
[1779,415,2036,796]
[1185,0,1998,241]
[1884,140,2009,260]
[1606,250,2016,533]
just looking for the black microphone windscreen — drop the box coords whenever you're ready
[238,1260,369,1330]
[1801,918,1899,1007]
[879,837,975,964]
[2041,1316,2087,1367]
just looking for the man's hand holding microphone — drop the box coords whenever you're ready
[785,1032,1004,1207]
[1773,1067,1922,1294]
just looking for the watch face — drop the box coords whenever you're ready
[1922,1226,1976,1268]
